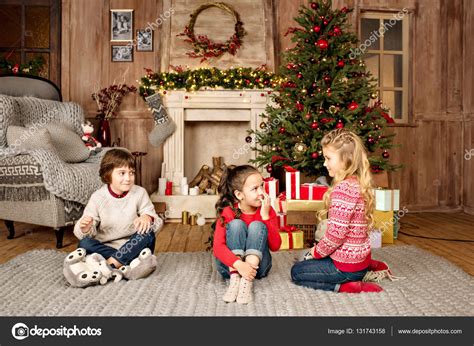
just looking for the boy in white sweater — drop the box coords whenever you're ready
[73,149,163,276]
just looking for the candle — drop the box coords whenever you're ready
[158,178,167,195]
[181,184,189,195]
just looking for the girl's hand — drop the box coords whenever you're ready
[134,215,152,234]
[233,260,258,281]
[79,216,93,233]
[259,191,271,220]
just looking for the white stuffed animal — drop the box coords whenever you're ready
[120,248,157,280]
[63,248,122,288]
[81,121,102,152]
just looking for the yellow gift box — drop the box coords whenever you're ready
[279,230,304,250]
[373,210,394,244]
[286,199,325,212]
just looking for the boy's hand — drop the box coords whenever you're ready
[79,216,93,233]
[259,191,271,220]
[134,215,152,234]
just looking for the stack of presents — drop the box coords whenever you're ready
[265,166,400,251]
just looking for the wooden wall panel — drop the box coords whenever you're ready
[61,0,471,213]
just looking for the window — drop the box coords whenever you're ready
[359,10,410,123]
[0,0,61,85]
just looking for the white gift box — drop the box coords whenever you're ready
[374,189,400,211]
[285,171,300,200]
[370,229,382,248]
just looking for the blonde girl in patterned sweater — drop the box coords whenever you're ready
[291,129,384,293]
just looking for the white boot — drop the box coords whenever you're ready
[223,274,241,303]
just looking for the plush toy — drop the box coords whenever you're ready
[81,121,102,152]
[63,248,122,288]
[119,248,157,280]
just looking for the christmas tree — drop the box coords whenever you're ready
[249,0,399,177]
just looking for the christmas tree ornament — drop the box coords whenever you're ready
[367,136,375,144]
[328,105,337,114]
[297,73,303,79]
[348,101,359,111]
[313,25,321,33]
[245,136,252,143]
[310,2,318,9]
[305,113,311,120]
[337,60,345,68]
[370,91,378,99]
[382,151,390,159]
[271,146,278,151]
[266,164,273,173]
[259,122,267,129]
[296,101,304,111]
[145,93,177,147]
[294,142,307,153]
[316,39,329,50]
[311,122,318,129]
[336,120,344,129]
[333,27,341,35]
[279,127,286,134]
[311,152,319,159]
[323,19,329,25]
[324,75,331,83]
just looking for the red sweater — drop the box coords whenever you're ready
[213,205,282,267]
[312,177,371,272]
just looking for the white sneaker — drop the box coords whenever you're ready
[223,274,240,303]
[236,277,253,304]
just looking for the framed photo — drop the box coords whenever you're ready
[111,45,133,62]
[136,29,153,51]
[111,9,134,41]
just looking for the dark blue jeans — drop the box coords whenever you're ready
[291,257,368,292]
[216,219,272,279]
[78,231,156,266]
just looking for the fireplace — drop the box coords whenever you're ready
[150,90,271,220]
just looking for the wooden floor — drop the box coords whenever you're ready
[0,212,473,275]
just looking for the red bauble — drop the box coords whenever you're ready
[316,39,329,50]
[333,27,341,35]
[323,19,329,25]
[310,2,318,9]
[313,25,321,33]
[336,120,344,129]
[324,75,331,83]
[266,164,273,173]
[341,7,348,13]
[296,102,304,111]
[311,152,319,159]
[337,60,345,68]
[367,137,375,144]
[348,101,359,111]
[297,73,303,79]
[382,151,390,159]
[305,113,311,120]
[311,122,318,129]
[279,127,286,134]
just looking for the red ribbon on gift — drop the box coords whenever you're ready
[281,225,297,249]
[277,192,286,213]
[283,165,298,172]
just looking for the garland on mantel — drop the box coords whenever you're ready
[138,65,283,98]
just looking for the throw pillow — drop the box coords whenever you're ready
[6,125,56,153]
[45,123,90,163]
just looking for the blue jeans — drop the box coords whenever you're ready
[291,257,368,292]
[216,219,272,279]
[78,231,156,266]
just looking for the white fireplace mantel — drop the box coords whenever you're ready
[161,89,271,185]
[151,89,272,220]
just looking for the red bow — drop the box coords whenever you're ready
[271,155,290,164]
[283,165,298,172]
[281,225,298,249]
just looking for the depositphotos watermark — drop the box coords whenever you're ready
[464,148,474,161]
[11,322,102,340]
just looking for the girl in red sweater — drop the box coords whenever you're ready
[291,129,384,293]
[213,165,281,304]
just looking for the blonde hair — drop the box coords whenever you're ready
[317,129,375,230]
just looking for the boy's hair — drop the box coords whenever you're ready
[99,149,135,184]
[318,129,375,230]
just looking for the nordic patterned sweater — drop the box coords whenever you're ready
[73,184,162,249]
[312,176,371,272]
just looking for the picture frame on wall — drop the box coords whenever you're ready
[111,45,133,62]
[136,29,153,51]
[110,9,134,41]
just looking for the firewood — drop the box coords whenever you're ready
[189,165,210,187]
[198,177,209,193]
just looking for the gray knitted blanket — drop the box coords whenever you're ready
[0,148,108,205]
[0,246,472,316]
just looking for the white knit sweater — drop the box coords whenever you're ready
[73,184,162,249]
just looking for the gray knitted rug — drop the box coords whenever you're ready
[0,246,472,316]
